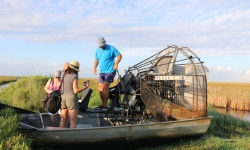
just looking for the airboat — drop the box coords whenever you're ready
[1,45,212,148]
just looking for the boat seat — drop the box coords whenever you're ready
[153,56,173,74]
[109,73,134,94]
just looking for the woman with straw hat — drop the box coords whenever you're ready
[59,60,89,128]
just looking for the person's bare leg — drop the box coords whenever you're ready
[59,108,69,128]
[102,82,111,108]
[98,83,105,106]
[69,109,78,128]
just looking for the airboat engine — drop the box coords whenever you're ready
[108,45,209,125]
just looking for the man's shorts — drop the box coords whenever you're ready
[61,93,79,110]
[98,72,116,83]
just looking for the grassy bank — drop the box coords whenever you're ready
[0,76,50,112]
[0,108,32,150]
[208,82,250,111]
[0,76,20,86]
[0,76,117,112]
[139,106,250,150]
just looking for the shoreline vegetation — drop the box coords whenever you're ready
[0,76,20,86]
[208,82,250,111]
[0,76,250,149]
[0,108,32,150]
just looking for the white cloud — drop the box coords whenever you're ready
[216,66,223,71]
[120,47,164,57]
[45,62,57,66]
[1,0,249,55]
[207,65,250,82]
[245,70,250,76]
[6,62,28,66]
[0,0,250,81]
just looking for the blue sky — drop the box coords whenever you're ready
[0,0,250,82]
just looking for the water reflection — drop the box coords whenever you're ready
[214,107,250,122]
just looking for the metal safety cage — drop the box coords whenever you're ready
[125,45,208,121]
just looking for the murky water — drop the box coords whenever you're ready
[214,107,250,122]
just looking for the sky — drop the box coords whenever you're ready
[0,0,250,82]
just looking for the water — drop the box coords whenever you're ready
[0,83,11,92]
[0,79,19,90]
[214,107,250,122]
[0,83,10,88]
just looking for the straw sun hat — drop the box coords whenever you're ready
[69,60,80,72]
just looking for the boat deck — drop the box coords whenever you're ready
[40,108,126,129]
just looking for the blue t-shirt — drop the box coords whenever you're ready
[95,44,120,73]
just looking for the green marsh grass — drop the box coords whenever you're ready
[207,105,250,138]
[0,108,32,150]
[138,136,250,150]
[0,76,50,112]
[0,76,118,112]
[139,106,250,150]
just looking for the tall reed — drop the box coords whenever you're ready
[208,82,250,111]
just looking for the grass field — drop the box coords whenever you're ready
[208,82,250,111]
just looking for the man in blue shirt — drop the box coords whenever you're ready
[93,37,122,110]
